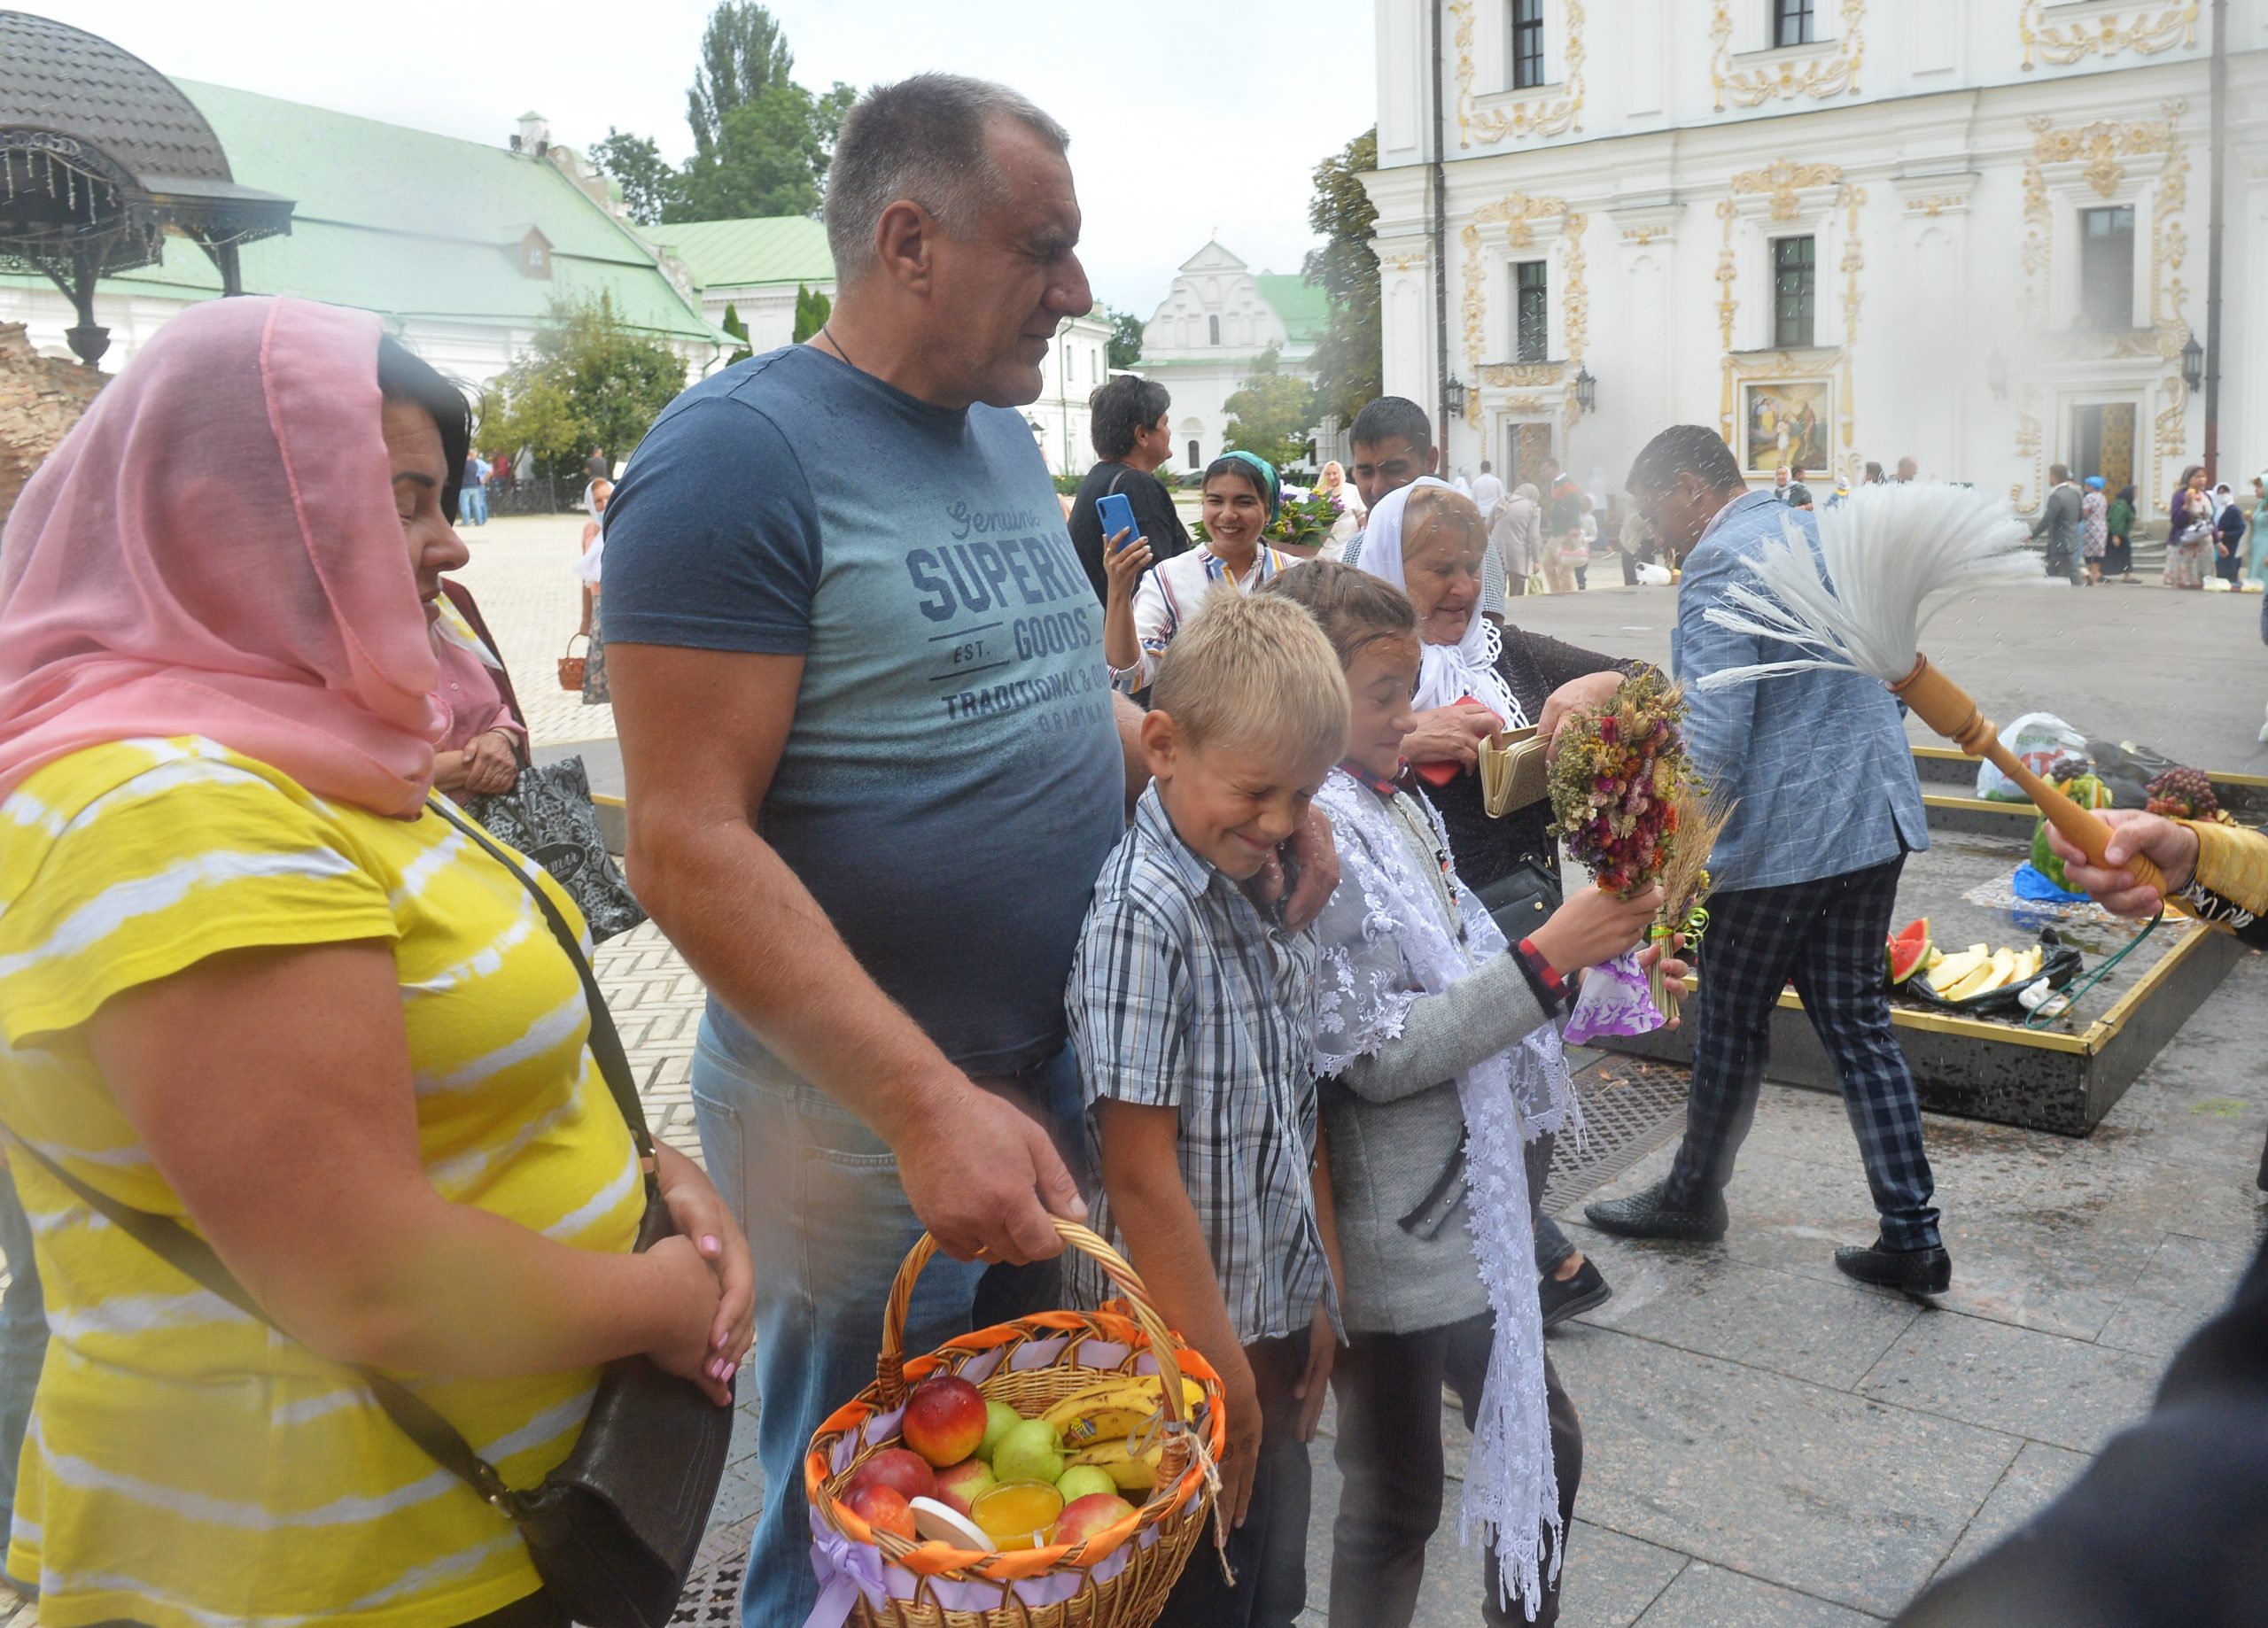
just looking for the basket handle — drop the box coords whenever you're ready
[875,1218,1192,1431]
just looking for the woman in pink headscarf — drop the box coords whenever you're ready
[0,297,750,1628]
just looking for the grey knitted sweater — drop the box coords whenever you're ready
[1321,790,1558,1335]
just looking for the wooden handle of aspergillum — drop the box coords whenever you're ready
[1890,656,2171,897]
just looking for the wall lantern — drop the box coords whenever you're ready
[2180,333,2205,393]
[1573,367,1597,413]
[1445,376,1469,417]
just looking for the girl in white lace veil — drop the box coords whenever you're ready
[1261,559,1673,1621]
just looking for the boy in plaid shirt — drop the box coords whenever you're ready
[1066,590,1349,1628]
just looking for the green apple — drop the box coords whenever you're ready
[990,1418,1065,1486]
[1054,1465,1116,1504]
[978,1400,1021,1463]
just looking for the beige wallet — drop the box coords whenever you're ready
[1480,726,1551,818]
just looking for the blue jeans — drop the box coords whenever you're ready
[0,1165,44,1558]
[459,485,489,526]
[693,1017,1083,1628]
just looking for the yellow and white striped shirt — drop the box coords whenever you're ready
[0,737,644,1628]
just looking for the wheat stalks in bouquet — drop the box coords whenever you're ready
[1695,481,2171,895]
[1648,784,1736,1021]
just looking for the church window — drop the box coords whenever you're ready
[1773,236,1815,348]
[2079,206,2136,329]
[1188,438,1201,468]
[1773,0,1815,47]
[1511,0,1544,89]
[1208,314,1221,345]
[1514,261,1549,361]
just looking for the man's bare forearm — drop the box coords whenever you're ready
[628,811,957,1143]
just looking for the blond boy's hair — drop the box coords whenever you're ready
[1149,585,1349,769]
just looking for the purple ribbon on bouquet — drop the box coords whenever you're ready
[1562,948,1666,1044]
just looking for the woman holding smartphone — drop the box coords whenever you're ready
[1103,452,1296,694]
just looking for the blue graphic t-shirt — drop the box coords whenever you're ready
[602,345,1123,1076]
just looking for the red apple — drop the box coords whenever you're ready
[902,1374,989,1467]
[846,1484,915,1540]
[932,1456,998,1516]
[1050,1492,1138,1548]
[845,1447,935,1505]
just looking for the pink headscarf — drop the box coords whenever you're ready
[0,297,443,816]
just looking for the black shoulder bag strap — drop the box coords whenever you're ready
[3,795,655,1517]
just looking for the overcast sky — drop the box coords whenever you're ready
[58,0,1377,314]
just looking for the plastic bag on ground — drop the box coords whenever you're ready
[1977,712,2089,801]
[1635,561,1673,585]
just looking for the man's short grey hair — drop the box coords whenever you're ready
[825,74,1070,285]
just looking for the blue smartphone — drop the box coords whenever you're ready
[1096,492,1140,551]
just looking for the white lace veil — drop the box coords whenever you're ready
[1314,768,1577,1615]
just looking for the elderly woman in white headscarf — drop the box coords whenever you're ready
[1355,478,1651,897]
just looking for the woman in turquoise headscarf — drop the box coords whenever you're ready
[1105,451,1297,694]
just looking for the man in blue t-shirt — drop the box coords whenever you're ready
[601,76,1333,1628]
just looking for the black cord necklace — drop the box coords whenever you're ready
[818,324,856,372]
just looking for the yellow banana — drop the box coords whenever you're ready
[1057,1407,1154,1449]
[1039,1376,1203,1437]
[1065,1438,1162,1492]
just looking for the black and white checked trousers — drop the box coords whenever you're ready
[1665,854,1943,1251]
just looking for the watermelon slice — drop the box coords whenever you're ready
[1887,919,1932,985]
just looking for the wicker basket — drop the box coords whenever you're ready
[804,1220,1226,1628]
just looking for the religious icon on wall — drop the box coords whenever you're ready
[1741,380,1832,474]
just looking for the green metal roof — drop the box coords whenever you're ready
[3,78,717,345]
[648,216,835,291]
[1252,273,1329,345]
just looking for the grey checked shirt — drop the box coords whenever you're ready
[1063,787,1336,1345]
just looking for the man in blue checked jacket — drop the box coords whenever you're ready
[1586,425,1951,1296]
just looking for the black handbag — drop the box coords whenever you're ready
[464,755,646,944]
[1474,859,1564,950]
[7,797,729,1628]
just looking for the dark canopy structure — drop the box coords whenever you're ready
[0,11,293,366]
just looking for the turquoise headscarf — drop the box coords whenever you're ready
[1216,450,1281,521]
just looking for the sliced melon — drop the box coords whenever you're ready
[1926,947,1990,993]
[1940,962,2000,1001]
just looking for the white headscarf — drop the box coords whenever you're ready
[1355,477,1526,725]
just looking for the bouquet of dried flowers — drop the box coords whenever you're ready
[1546,673,1700,1041]
[1547,671,1695,895]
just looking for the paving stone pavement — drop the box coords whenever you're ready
[10,518,2218,1628]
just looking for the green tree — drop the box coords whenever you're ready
[1222,348,1317,471]
[791,284,832,343]
[1104,306,1146,370]
[590,128,679,226]
[481,292,688,480]
[1304,126,1383,425]
[720,303,753,366]
[687,2,795,159]
[672,81,827,221]
[812,81,858,182]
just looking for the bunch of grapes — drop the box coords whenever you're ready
[2144,766,2220,821]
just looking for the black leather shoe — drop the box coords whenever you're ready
[1583,1178,1728,1243]
[1834,1239,1953,1296]
[1539,1258,1613,1330]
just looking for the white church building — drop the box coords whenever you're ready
[1138,242,1327,475]
[1363,0,2268,514]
